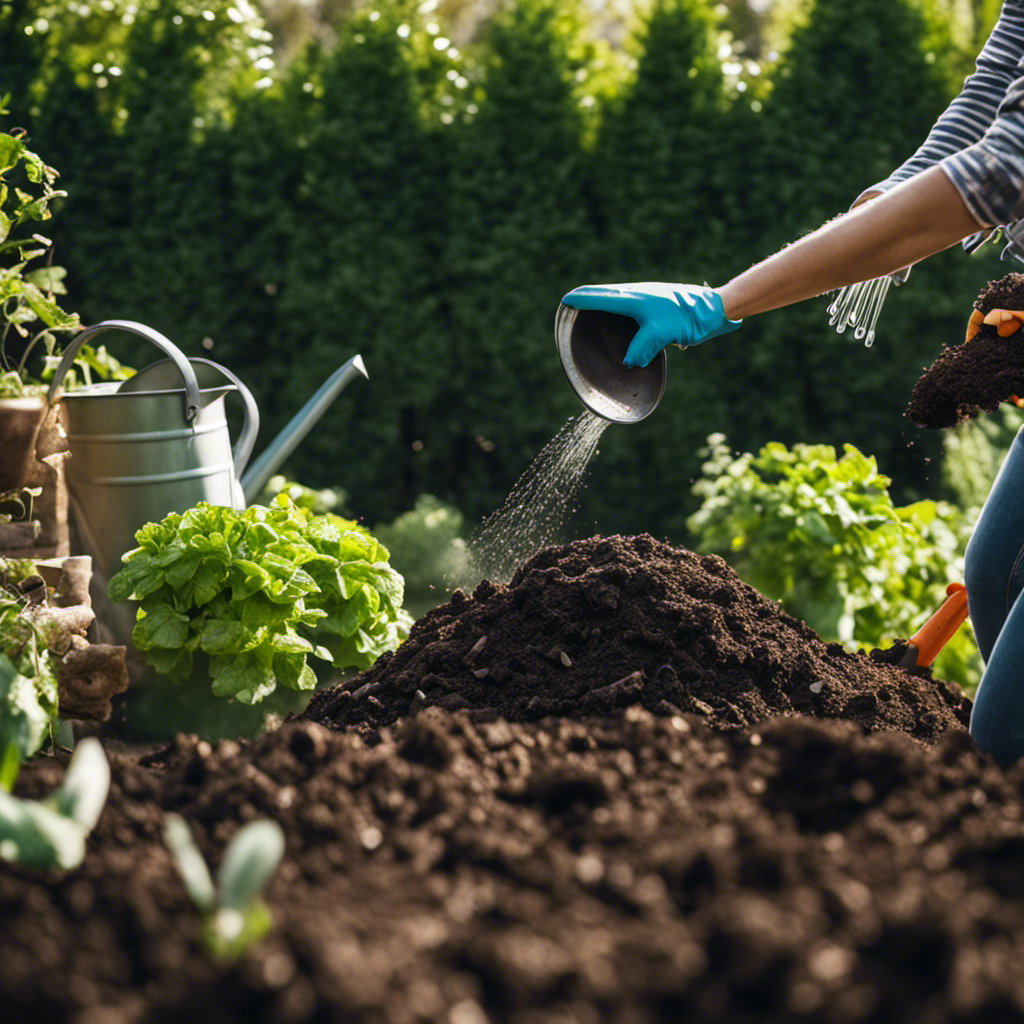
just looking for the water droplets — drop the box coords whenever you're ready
[464,411,609,588]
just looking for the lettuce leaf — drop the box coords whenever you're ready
[108,497,409,704]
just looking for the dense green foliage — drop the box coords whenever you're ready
[0,105,80,388]
[688,435,982,688]
[0,0,1007,543]
[373,494,469,615]
[108,497,410,703]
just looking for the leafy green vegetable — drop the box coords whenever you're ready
[164,813,284,960]
[109,496,412,703]
[688,434,981,690]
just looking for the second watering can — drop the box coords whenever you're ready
[47,320,368,582]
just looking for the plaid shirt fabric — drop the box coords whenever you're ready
[867,0,1024,261]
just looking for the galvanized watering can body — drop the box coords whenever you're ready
[47,320,367,582]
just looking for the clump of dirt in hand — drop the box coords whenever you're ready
[301,534,971,744]
[907,272,1024,428]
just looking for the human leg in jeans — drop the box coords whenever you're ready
[964,423,1024,763]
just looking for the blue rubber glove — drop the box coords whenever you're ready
[560,282,742,368]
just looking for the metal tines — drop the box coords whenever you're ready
[827,275,893,348]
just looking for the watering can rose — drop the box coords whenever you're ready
[108,497,412,703]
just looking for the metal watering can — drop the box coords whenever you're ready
[47,320,368,582]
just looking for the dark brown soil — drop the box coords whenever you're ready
[7,534,1024,1024]
[907,272,1024,428]
[302,534,971,743]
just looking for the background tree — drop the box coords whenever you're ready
[0,0,1009,547]
[270,7,449,522]
[438,0,594,523]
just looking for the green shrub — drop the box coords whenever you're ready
[941,404,1024,525]
[373,495,469,616]
[428,0,593,523]
[0,0,1006,543]
[271,8,449,523]
[687,434,981,690]
[255,474,349,517]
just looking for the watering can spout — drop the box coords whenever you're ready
[239,353,369,504]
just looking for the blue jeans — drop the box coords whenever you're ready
[965,424,1024,763]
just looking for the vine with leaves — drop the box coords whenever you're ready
[0,93,81,397]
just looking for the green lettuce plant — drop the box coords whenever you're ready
[108,496,412,703]
[688,433,981,689]
[0,737,110,870]
[164,813,284,960]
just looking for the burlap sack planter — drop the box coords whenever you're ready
[0,394,46,494]
[0,396,70,558]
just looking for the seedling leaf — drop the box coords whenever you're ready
[50,738,110,830]
[0,788,87,869]
[164,813,216,911]
[216,819,285,912]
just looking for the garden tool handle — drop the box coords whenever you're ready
[900,582,969,670]
[46,319,202,423]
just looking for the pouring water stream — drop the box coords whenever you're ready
[463,410,609,588]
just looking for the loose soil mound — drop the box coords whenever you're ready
[302,534,971,743]
[6,711,1024,1024]
[2,534,1017,1024]
[908,272,1024,427]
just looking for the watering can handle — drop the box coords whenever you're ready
[186,357,260,476]
[46,320,202,423]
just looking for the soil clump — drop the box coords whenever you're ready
[302,534,971,744]
[908,272,1024,427]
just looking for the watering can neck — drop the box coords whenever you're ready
[239,354,369,504]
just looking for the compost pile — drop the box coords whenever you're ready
[303,534,970,743]
[9,535,1024,1024]
[908,272,1024,428]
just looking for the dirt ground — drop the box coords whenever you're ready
[4,534,1024,1024]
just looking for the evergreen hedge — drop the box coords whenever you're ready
[0,0,1007,543]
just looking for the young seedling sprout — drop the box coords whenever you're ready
[164,813,285,960]
[0,737,110,869]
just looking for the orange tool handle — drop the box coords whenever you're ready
[906,582,969,668]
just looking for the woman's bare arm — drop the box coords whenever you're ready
[717,166,984,321]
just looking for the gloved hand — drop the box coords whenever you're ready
[560,282,742,368]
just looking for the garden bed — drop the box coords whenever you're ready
[4,534,1023,1024]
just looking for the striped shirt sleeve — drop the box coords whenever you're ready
[864,0,1024,201]
[942,75,1024,227]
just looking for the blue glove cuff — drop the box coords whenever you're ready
[686,285,742,346]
